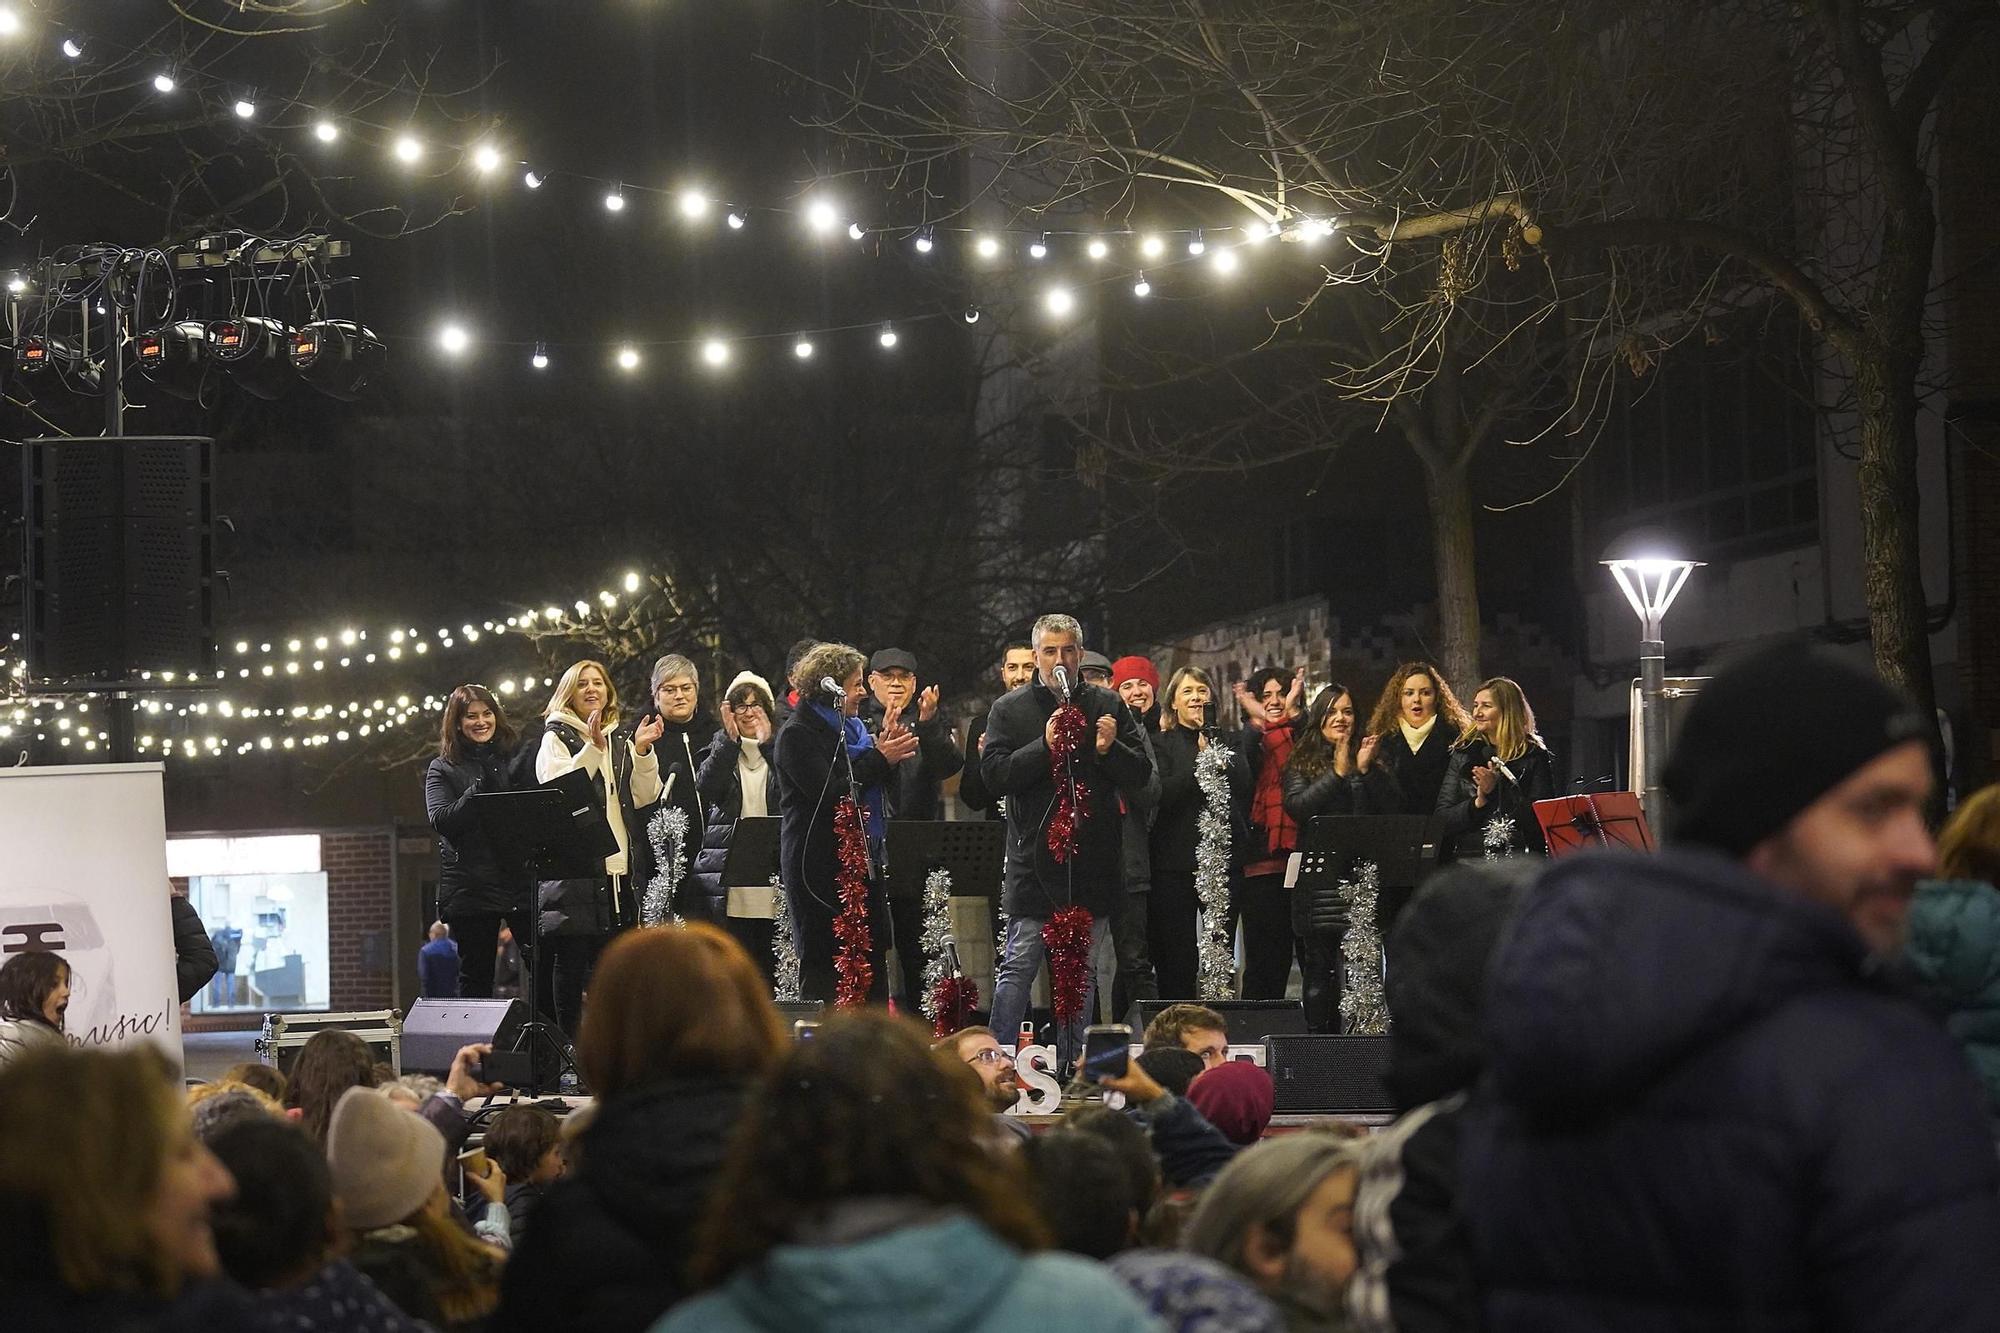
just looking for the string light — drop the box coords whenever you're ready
[726,210,746,230]
[1141,234,1166,259]
[1086,238,1110,261]
[313,119,339,143]
[1188,229,1206,255]
[233,97,257,120]
[437,323,471,355]
[62,38,84,59]
[805,199,839,233]
[913,227,935,254]
[700,338,730,368]
[1030,234,1049,260]
[0,8,18,37]
[523,169,545,189]
[1212,247,1240,274]
[878,322,898,349]
[1044,286,1076,317]
[847,221,866,242]
[472,144,504,173]
[393,134,422,164]
[616,345,641,371]
[152,71,177,94]
[975,235,1001,259]
[678,189,709,219]
[1133,272,1152,297]
[604,184,626,213]
[531,341,549,369]
[793,338,814,359]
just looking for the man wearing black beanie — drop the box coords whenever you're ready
[1459,636,2000,1332]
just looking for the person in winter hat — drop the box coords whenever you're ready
[1460,636,2000,1331]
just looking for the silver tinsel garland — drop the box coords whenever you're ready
[1338,859,1389,1035]
[642,805,689,927]
[1193,740,1236,1001]
[1483,814,1517,861]
[771,874,801,1001]
[918,866,955,1023]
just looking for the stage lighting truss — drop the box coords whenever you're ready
[206,315,295,400]
[134,320,212,400]
[288,320,384,400]
[14,334,101,391]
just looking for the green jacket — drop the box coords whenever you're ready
[1904,878,2000,1116]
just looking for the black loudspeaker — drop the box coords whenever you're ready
[21,435,214,682]
[1125,999,1310,1043]
[776,1000,826,1024]
[403,998,528,1075]
[1264,1034,1396,1116]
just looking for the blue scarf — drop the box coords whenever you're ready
[809,701,887,848]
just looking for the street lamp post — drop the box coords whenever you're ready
[1601,534,1703,821]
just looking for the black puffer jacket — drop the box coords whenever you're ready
[1462,849,2000,1332]
[690,728,781,918]
[627,712,714,920]
[1433,738,1555,860]
[496,1077,751,1333]
[426,741,533,919]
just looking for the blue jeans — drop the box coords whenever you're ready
[990,910,1112,1063]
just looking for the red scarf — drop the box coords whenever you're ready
[1248,717,1298,873]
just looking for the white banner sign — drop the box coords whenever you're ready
[0,763,181,1059]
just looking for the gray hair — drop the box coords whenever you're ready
[649,653,698,693]
[1181,1133,1363,1275]
[1031,613,1083,648]
[790,642,867,697]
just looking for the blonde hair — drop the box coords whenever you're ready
[1939,784,2000,884]
[0,1046,188,1296]
[1463,676,1540,764]
[545,659,620,729]
[1159,666,1215,732]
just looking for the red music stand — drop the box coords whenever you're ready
[1533,792,1656,858]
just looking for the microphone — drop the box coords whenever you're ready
[819,675,843,700]
[1051,664,1072,701]
[1490,756,1519,786]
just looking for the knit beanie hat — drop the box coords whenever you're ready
[326,1085,446,1230]
[725,669,776,717]
[1663,637,1930,857]
[1186,1061,1276,1146]
[1111,655,1160,690]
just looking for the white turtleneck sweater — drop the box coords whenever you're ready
[535,710,664,876]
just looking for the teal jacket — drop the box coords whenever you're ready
[1904,879,2000,1115]
[652,1213,1162,1333]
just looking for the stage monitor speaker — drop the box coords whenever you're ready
[21,435,214,682]
[1124,999,1309,1043]
[403,998,527,1076]
[777,1000,826,1025]
[1264,1034,1395,1116]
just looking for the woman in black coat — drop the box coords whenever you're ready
[424,684,534,999]
[1363,661,1471,817]
[1148,666,1252,1002]
[1281,683,1380,1031]
[1435,676,1556,860]
[691,671,782,981]
[773,642,916,1004]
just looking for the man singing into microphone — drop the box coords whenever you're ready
[980,613,1153,1063]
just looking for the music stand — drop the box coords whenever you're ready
[721,816,781,889]
[1298,815,1444,943]
[1534,793,1656,858]
[471,785,618,1095]
[881,820,1005,902]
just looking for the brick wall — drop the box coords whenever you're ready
[325,828,395,1010]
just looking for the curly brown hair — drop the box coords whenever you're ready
[689,1010,1049,1287]
[1365,661,1470,739]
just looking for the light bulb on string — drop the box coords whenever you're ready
[963,308,982,324]
[1133,272,1152,297]
[1188,229,1206,255]
[153,71,177,93]
[1211,247,1239,274]
[313,119,339,143]
[975,235,1001,259]
[726,210,745,230]
[878,322,898,349]
[700,338,730,368]
[913,227,935,254]
[531,342,549,370]
[1141,234,1165,259]
[805,198,839,233]
[1029,234,1049,260]
[523,168,545,189]
[793,338,814,360]
[847,221,866,242]
[394,134,423,164]
[616,345,641,371]
[1086,237,1109,261]
[437,324,471,356]
[472,144,503,173]
[233,97,257,120]
[678,189,709,219]
[62,38,84,59]
[1045,286,1076,318]
[604,185,626,213]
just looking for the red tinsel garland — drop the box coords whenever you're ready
[1042,906,1094,1026]
[830,795,875,1008]
[928,974,981,1038]
[1045,703,1091,862]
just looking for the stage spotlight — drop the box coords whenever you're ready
[206,316,294,399]
[16,336,101,390]
[289,320,385,400]
[135,321,211,400]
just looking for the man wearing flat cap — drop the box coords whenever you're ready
[863,646,966,1008]
[1460,637,2000,1330]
